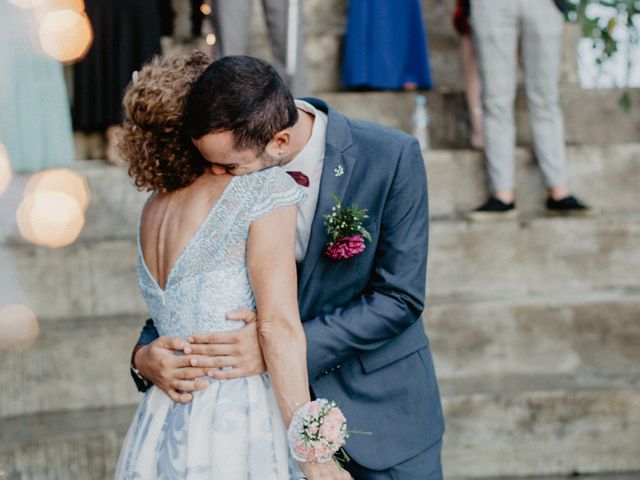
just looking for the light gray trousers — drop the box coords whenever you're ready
[471,0,568,191]
[212,0,309,96]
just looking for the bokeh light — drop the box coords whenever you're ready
[200,3,212,16]
[0,304,39,350]
[17,190,86,248]
[38,8,93,63]
[32,0,85,23]
[206,33,216,46]
[7,0,46,8]
[25,168,91,211]
[0,144,12,196]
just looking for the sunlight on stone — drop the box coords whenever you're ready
[0,144,11,196]
[17,190,86,248]
[0,304,39,350]
[38,8,93,63]
[25,168,91,211]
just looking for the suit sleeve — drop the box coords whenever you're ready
[137,318,160,345]
[130,319,159,392]
[303,138,429,381]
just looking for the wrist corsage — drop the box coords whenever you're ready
[323,195,371,260]
[288,399,348,463]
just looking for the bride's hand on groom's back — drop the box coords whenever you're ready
[133,336,209,403]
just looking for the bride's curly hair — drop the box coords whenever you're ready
[119,51,211,193]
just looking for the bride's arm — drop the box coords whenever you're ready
[246,203,309,424]
[248,205,351,480]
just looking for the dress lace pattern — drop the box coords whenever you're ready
[115,167,306,479]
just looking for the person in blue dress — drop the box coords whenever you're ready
[341,0,434,90]
[0,1,75,173]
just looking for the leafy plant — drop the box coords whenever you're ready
[567,0,640,110]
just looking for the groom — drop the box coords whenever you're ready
[130,56,444,479]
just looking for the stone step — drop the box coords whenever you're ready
[2,213,638,320]
[426,144,640,218]
[427,290,640,380]
[1,290,638,419]
[319,89,640,148]
[0,315,141,419]
[0,406,132,480]
[440,374,640,478]
[1,142,638,246]
[1,375,639,479]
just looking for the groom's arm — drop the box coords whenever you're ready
[303,137,428,380]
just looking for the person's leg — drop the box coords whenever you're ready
[262,0,309,96]
[345,439,443,480]
[470,0,520,201]
[212,0,252,56]
[520,0,569,198]
[459,33,484,150]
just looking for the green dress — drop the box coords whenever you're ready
[0,1,75,173]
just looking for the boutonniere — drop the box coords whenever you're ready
[323,195,372,260]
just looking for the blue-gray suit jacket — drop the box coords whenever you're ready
[133,98,445,471]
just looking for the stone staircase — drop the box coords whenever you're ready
[2,0,640,477]
[1,135,639,478]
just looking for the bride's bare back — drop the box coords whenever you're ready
[139,171,233,290]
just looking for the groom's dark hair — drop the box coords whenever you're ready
[184,55,299,152]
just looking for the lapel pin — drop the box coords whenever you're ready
[334,165,345,177]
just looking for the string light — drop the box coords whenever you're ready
[0,304,39,350]
[0,145,11,196]
[38,8,93,63]
[25,168,91,211]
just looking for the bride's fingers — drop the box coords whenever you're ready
[188,331,234,345]
[226,308,257,323]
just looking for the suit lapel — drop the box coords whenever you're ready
[298,99,356,297]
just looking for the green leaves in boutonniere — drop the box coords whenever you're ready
[323,194,371,260]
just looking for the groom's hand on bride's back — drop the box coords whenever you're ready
[187,308,267,380]
[133,336,210,403]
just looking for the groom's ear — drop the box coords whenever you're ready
[265,130,291,157]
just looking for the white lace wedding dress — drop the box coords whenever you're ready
[115,168,306,479]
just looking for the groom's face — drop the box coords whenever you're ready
[193,131,284,176]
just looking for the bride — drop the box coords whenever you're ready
[114,51,351,480]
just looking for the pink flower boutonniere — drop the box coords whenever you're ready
[323,195,372,260]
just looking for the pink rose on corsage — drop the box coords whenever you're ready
[323,195,371,261]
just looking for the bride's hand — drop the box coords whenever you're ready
[299,461,353,480]
[226,307,257,324]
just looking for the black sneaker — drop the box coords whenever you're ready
[546,195,597,217]
[466,197,518,222]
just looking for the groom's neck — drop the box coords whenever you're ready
[282,108,315,165]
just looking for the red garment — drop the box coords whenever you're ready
[452,0,471,36]
[286,171,310,187]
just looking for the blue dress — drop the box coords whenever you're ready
[341,0,434,90]
[115,168,306,479]
[0,2,75,173]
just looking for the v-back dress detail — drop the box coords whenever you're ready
[115,168,306,479]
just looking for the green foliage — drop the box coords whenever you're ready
[567,0,640,109]
[323,194,371,243]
